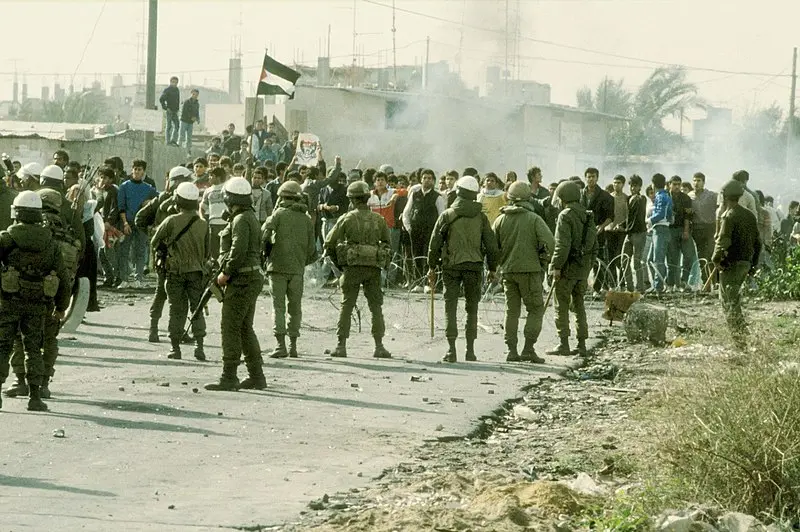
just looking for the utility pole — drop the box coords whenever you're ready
[351,0,357,87]
[504,0,509,96]
[423,36,430,91]
[392,0,397,88]
[144,0,157,168]
[788,46,797,181]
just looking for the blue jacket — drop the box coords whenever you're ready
[118,179,157,224]
[649,189,674,226]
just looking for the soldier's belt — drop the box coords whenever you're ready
[238,266,263,273]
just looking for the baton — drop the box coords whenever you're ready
[702,266,718,293]
[544,279,556,309]
[429,273,435,338]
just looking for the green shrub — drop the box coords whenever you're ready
[756,239,800,300]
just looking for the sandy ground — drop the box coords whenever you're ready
[0,283,603,531]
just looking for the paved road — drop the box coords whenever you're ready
[0,286,603,531]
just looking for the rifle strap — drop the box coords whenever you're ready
[169,216,199,248]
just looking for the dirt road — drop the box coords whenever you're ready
[0,286,603,531]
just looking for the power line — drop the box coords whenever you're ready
[363,0,791,78]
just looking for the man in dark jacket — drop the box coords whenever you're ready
[548,181,598,357]
[262,181,316,359]
[493,181,554,363]
[622,174,647,292]
[581,167,613,292]
[667,175,697,291]
[179,89,200,153]
[0,172,17,231]
[159,76,180,146]
[712,180,761,350]
[428,176,499,363]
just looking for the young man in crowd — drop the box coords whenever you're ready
[117,162,157,289]
[402,168,446,292]
[251,167,274,225]
[606,174,628,288]
[179,89,200,153]
[622,174,647,293]
[667,175,696,292]
[690,172,718,281]
[648,173,673,294]
[159,76,180,146]
[581,167,613,293]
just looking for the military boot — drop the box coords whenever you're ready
[571,339,588,357]
[40,379,51,399]
[27,384,48,412]
[520,338,545,364]
[373,336,392,359]
[194,337,206,361]
[167,341,182,360]
[442,338,457,363]
[269,335,288,359]
[204,364,239,391]
[239,367,268,390]
[546,337,571,356]
[181,332,195,345]
[505,342,520,362]
[465,338,477,362]
[4,373,28,397]
[289,337,299,358]
[331,337,347,358]
[148,321,160,343]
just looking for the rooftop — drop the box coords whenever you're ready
[0,120,120,141]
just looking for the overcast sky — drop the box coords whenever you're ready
[3,0,798,119]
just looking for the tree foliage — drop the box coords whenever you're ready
[13,90,112,124]
[577,66,701,156]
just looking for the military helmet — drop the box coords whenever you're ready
[12,190,43,223]
[278,180,302,199]
[169,165,193,185]
[20,162,43,178]
[40,164,64,182]
[507,181,532,202]
[37,188,63,212]
[223,176,253,207]
[456,176,480,193]
[721,179,744,199]
[175,182,200,202]
[555,181,581,204]
[346,180,370,199]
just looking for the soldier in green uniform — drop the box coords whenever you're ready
[205,177,267,391]
[547,181,598,357]
[492,181,554,363]
[712,179,761,349]
[427,176,499,363]
[324,181,392,359]
[136,166,195,343]
[261,180,317,358]
[0,192,71,411]
[151,182,209,361]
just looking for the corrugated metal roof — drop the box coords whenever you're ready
[0,120,117,140]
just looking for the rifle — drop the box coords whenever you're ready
[183,260,225,339]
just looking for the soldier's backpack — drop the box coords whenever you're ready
[335,212,391,268]
[43,212,81,280]
[568,208,596,262]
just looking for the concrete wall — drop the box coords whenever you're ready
[0,130,188,190]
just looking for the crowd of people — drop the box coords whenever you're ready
[0,121,793,410]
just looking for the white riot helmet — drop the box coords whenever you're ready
[20,162,43,179]
[223,176,253,208]
[175,182,200,210]
[40,164,64,182]
[168,165,193,185]
[12,190,43,223]
[456,176,480,193]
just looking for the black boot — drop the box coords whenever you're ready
[520,338,545,363]
[204,363,239,391]
[269,335,288,359]
[546,337,571,356]
[442,338,457,363]
[571,339,588,357]
[40,378,51,399]
[331,337,347,358]
[86,294,100,312]
[4,373,28,397]
[239,367,267,390]
[505,342,520,362]
[373,336,392,359]
[148,321,160,343]
[289,337,298,358]
[194,337,206,361]
[181,332,195,345]
[465,338,477,362]
[167,341,182,360]
[27,384,48,412]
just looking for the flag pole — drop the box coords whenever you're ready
[250,49,266,133]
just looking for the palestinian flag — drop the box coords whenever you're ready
[257,53,301,99]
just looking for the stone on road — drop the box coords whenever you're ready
[0,288,601,531]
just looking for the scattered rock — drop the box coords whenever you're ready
[158,382,170,387]
[450,397,465,403]
[181,382,188,386]
[350,383,359,388]
[192,388,199,393]
[564,472,605,497]
[435,424,444,431]
[168,504,175,510]
[512,404,538,421]
[422,397,428,402]
[52,429,65,438]
[654,512,694,532]
[624,301,668,345]
[488,389,495,395]
[118,386,125,392]
[217,412,223,416]
[323,349,331,355]
[717,512,765,532]
[410,375,423,382]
